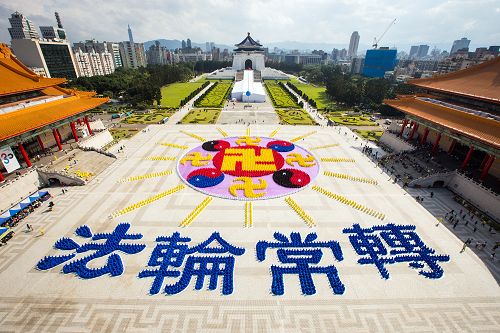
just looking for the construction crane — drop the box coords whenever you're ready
[372,18,396,49]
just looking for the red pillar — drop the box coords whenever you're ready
[77,118,82,125]
[37,135,45,150]
[84,116,93,135]
[479,154,489,170]
[70,122,79,142]
[432,133,441,153]
[480,155,495,181]
[409,123,419,140]
[399,119,408,137]
[53,129,62,151]
[18,143,32,168]
[56,128,62,142]
[460,146,474,170]
[0,172,4,182]
[448,139,456,154]
[420,127,429,145]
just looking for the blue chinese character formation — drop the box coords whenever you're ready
[36,223,146,279]
[343,224,450,279]
[256,232,345,296]
[138,232,245,295]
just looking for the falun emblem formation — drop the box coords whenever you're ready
[177,136,320,200]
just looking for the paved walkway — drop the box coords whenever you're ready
[406,187,500,284]
[282,83,328,126]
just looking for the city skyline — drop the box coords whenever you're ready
[0,0,499,51]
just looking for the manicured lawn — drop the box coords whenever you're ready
[276,109,317,125]
[327,114,377,126]
[109,128,139,141]
[290,78,334,110]
[354,130,384,142]
[122,110,175,124]
[195,82,233,108]
[264,81,299,108]
[180,108,221,124]
[160,82,205,108]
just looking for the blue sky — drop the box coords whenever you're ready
[0,0,499,51]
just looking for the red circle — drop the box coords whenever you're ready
[213,146,285,177]
[290,169,310,186]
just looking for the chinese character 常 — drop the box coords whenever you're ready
[36,223,146,279]
[256,232,345,295]
[139,232,245,295]
[343,223,450,279]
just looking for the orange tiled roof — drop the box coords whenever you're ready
[408,56,500,104]
[384,96,500,149]
[0,95,108,141]
[0,43,66,96]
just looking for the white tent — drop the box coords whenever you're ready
[231,70,266,103]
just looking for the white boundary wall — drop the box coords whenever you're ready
[78,130,113,150]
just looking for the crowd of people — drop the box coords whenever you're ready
[1,192,51,235]
[444,208,498,260]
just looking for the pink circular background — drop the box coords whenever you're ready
[177,137,320,200]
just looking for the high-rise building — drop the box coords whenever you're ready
[181,40,186,49]
[119,25,146,69]
[73,44,115,77]
[450,37,471,54]
[339,48,347,60]
[409,46,419,59]
[186,38,192,49]
[73,40,122,68]
[8,12,39,40]
[210,42,215,51]
[40,12,67,41]
[348,31,360,59]
[416,45,429,58]
[362,48,398,78]
[146,41,171,65]
[9,11,78,79]
[205,42,210,52]
[12,39,79,79]
[350,57,364,74]
[105,42,122,68]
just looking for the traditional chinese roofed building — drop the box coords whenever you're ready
[384,56,500,191]
[0,43,108,181]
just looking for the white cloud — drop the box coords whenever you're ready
[0,0,498,50]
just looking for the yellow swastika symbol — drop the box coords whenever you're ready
[229,177,267,198]
[221,148,277,172]
[286,153,316,167]
[180,152,212,166]
[235,136,261,146]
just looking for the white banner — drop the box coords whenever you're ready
[0,146,21,173]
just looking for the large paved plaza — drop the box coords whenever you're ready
[0,125,499,332]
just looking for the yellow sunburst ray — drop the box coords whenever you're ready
[157,142,189,149]
[269,127,280,137]
[312,185,385,220]
[310,143,340,150]
[145,156,177,161]
[246,127,251,136]
[323,171,378,185]
[284,196,316,227]
[217,127,228,137]
[111,184,185,218]
[180,130,206,142]
[244,201,253,227]
[290,131,317,142]
[179,197,213,227]
[118,169,173,183]
[320,157,356,163]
